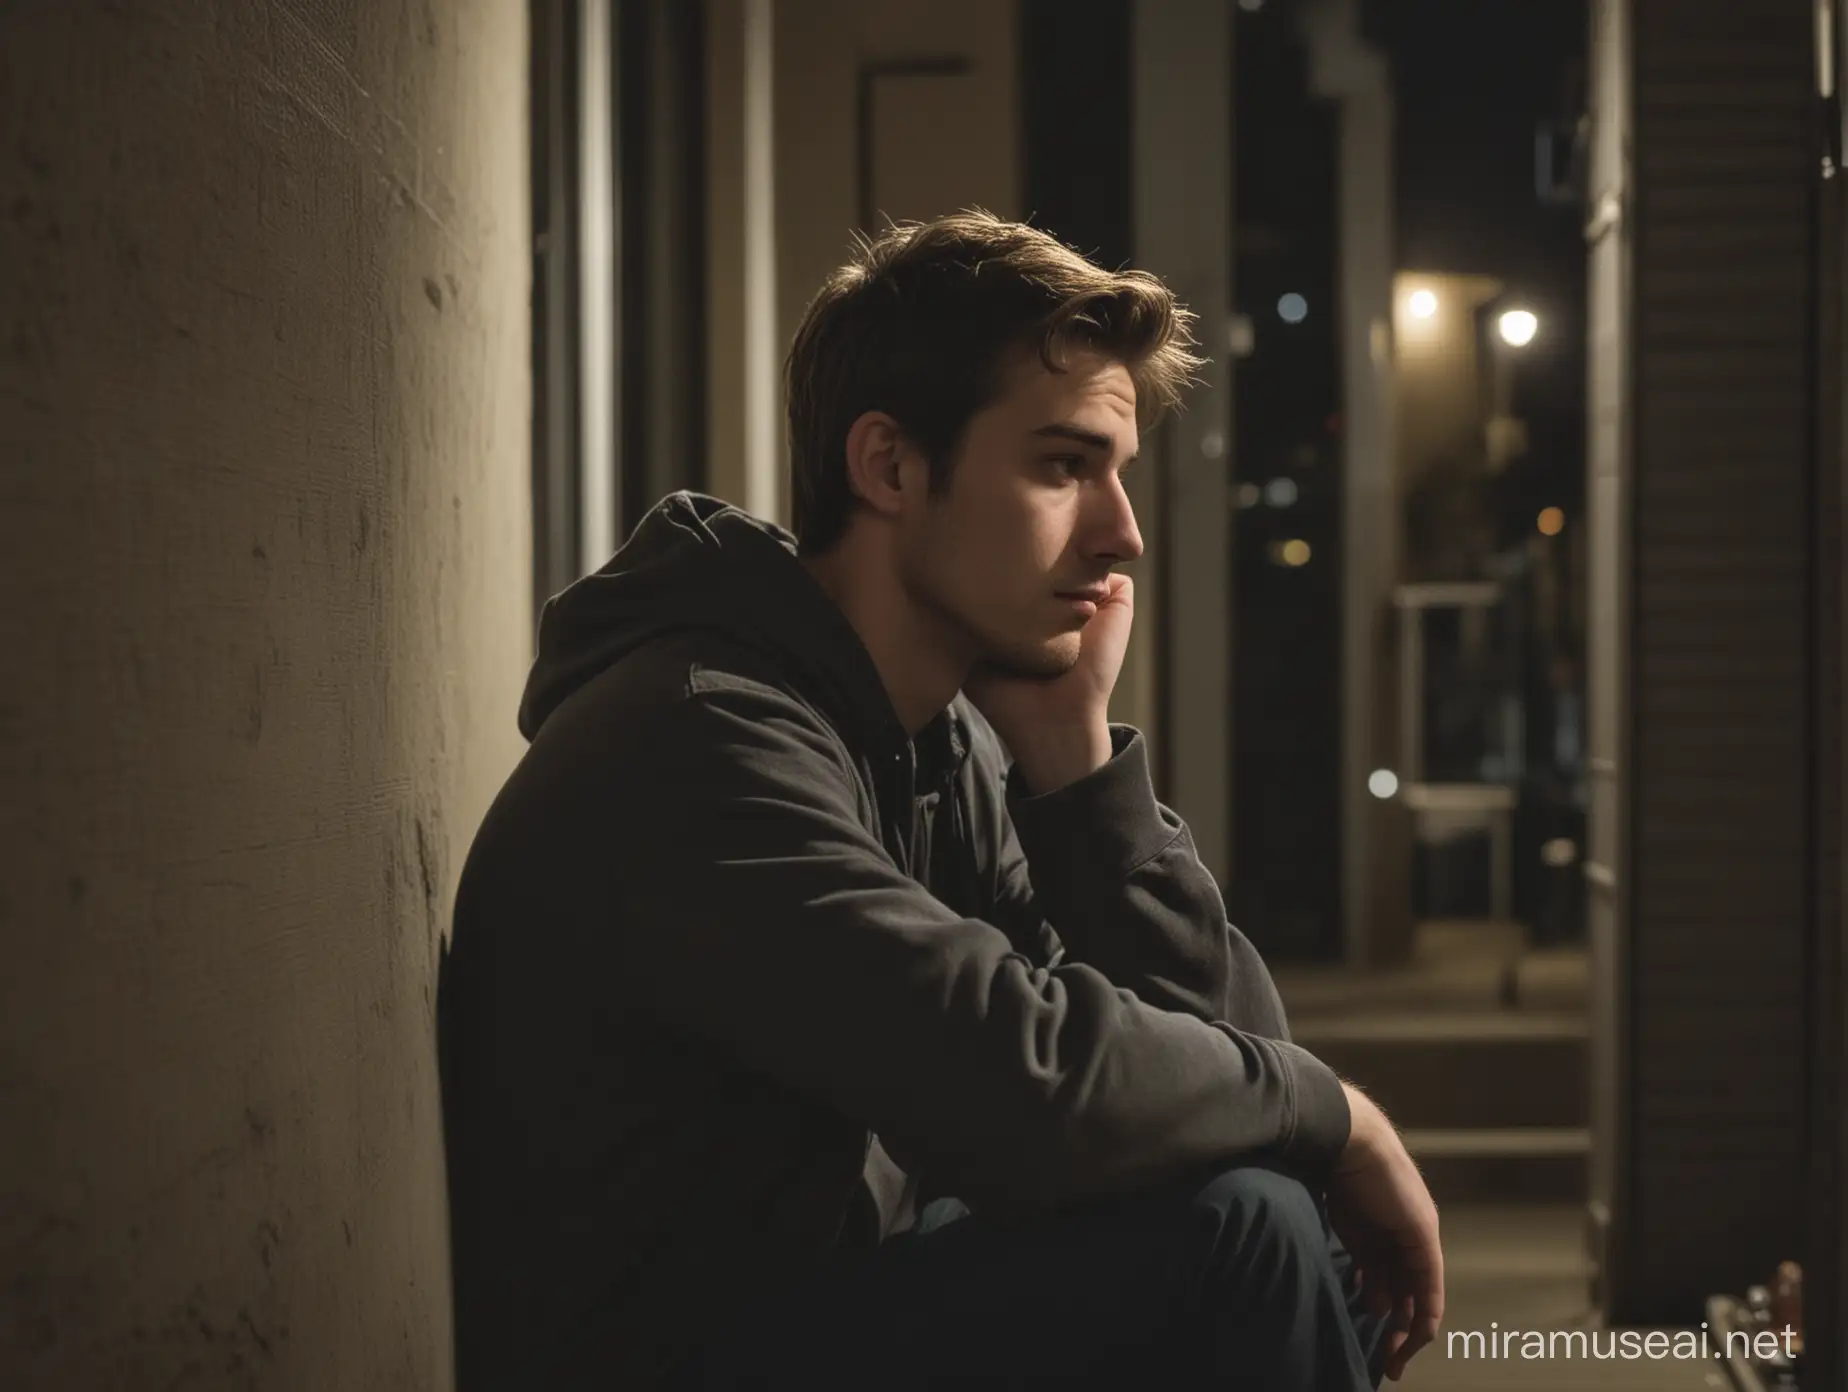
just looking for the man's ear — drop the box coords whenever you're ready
[842,410,911,519]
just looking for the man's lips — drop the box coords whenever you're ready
[1055,585,1111,605]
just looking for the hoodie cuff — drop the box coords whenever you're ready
[1275,1040,1352,1181]
[1004,726,1176,878]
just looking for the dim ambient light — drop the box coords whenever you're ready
[1409,289,1438,319]
[1499,309,1539,347]
[1264,477,1299,508]
[1279,539,1311,567]
[1368,769,1400,799]
[1537,506,1565,537]
[1542,837,1579,868]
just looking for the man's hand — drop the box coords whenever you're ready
[1327,1084,1445,1382]
[963,573,1134,793]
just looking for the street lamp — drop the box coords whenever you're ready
[1497,308,1539,347]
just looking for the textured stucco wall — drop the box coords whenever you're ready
[0,2,530,1386]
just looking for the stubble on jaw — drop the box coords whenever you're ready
[967,628,1084,684]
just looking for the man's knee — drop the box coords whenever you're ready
[1174,1167,1375,1390]
[1188,1165,1330,1291]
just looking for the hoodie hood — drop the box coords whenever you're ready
[519,492,910,748]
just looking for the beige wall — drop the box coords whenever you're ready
[709,0,1021,525]
[706,0,757,517]
[776,0,1020,345]
[0,1,531,1385]
[1392,270,1503,494]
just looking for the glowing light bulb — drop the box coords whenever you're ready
[1499,309,1539,347]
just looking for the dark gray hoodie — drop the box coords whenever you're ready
[438,491,1350,1388]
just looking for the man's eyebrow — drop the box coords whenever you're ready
[1030,422,1139,462]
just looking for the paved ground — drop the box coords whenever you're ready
[1272,923,1724,1390]
[1398,1203,1723,1390]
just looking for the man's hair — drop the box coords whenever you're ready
[784,209,1204,554]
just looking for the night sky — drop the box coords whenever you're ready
[1370,0,1588,280]
[1367,0,1590,514]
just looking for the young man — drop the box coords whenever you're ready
[439,212,1443,1389]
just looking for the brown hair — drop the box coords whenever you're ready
[784,210,1204,554]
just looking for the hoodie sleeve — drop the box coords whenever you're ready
[993,727,1309,1038]
[585,670,1350,1212]
[977,725,1351,1175]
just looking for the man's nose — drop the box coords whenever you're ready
[1090,473,1144,564]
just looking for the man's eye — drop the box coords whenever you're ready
[1046,455,1085,478]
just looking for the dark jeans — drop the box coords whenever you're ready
[683,1164,1391,1389]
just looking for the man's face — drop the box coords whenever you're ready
[893,345,1144,680]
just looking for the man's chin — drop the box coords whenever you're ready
[971,633,1082,683]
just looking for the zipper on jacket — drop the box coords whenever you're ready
[910,790,939,894]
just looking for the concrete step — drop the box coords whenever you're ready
[1511,947,1590,1012]
[1292,1012,1588,1131]
[1405,1127,1590,1206]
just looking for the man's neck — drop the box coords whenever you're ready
[799,543,968,737]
